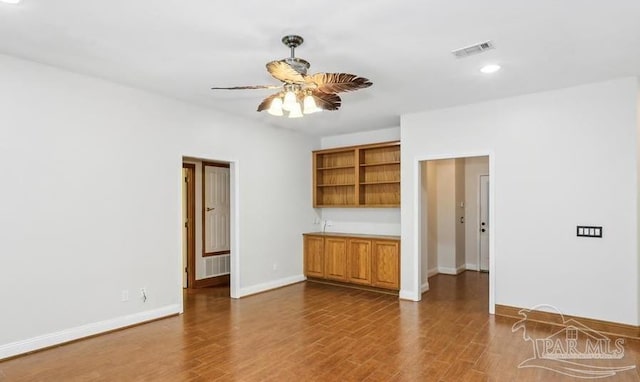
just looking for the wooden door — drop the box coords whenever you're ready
[203,163,230,256]
[347,239,372,285]
[372,240,400,290]
[182,163,195,288]
[324,237,348,281]
[304,235,324,278]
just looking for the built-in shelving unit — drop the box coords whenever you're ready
[313,141,400,208]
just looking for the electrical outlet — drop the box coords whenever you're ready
[121,290,129,302]
[313,217,321,224]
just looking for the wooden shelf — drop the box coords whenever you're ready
[313,141,400,208]
[359,161,400,167]
[317,183,356,187]
[360,181,400,185]
[317,165,356,170]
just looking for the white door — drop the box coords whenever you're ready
[204,165,230,255]
[479,175,490,272]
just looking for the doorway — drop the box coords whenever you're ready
[181,158,234,297]
[419,156,490,305]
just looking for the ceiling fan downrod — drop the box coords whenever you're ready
[281,35,310,75]
[282,35,304,58]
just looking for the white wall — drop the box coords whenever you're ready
[435,160,457,272]
[401,77,640,326]
[428,159,466,275]
[420,161,438,290]
[454,158,466,271]
[464,156,489,270]
[637,79,640,324]
[317,127,401,235]
[320,126,400,148]
[0,54,318,358]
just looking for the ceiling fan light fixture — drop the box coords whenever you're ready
[267,97,284,116]
[211,35,373,119]
[303,94,321,114]
[282,90,297,111]
[288,102,303,118]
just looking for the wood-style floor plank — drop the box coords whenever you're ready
[1,271,639,381]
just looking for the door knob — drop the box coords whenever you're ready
[206,207,215,212]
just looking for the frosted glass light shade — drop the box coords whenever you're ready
[288,102,303,118]
[303,95,321,114]
[267,97,283,116]
[282,91,297,111]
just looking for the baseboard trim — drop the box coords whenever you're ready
[193,274,230,288]
[306,279,398,296]
[237,275,306,298]
[427,268,439,278]
[421,280,430,293]
[465,263,478,271]
[399,289,421,301]
[0,305,180,360]
[495,304,640,339]
[437,265,466,275]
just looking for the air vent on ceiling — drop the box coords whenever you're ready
[451,40,495,58]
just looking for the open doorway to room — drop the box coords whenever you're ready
[419,156,490,301]
[182,157,232,297]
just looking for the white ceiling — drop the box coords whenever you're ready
[1,0,639,136]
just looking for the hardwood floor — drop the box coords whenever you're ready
[2,272,639,381]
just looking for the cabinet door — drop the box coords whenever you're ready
[324,237,348,281]
[304,235,324,278]
[372,240,400,290]
[347,239,372,285]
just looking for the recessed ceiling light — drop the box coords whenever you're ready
[480,64,501,74]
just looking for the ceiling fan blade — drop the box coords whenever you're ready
[307,73,372,93]
[312,90,341,111]
[257,93,280,112]
[266,61,306,84]
[211,85,281,90]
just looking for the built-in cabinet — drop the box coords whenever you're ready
[313,141,400,207]
[303,233,400,291]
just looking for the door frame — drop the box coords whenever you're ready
[478,174,490,272]
[182,163,196,289]
[180,156,240,309]
[411,151,495,314]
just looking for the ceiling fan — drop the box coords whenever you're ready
[211,35,372,118]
